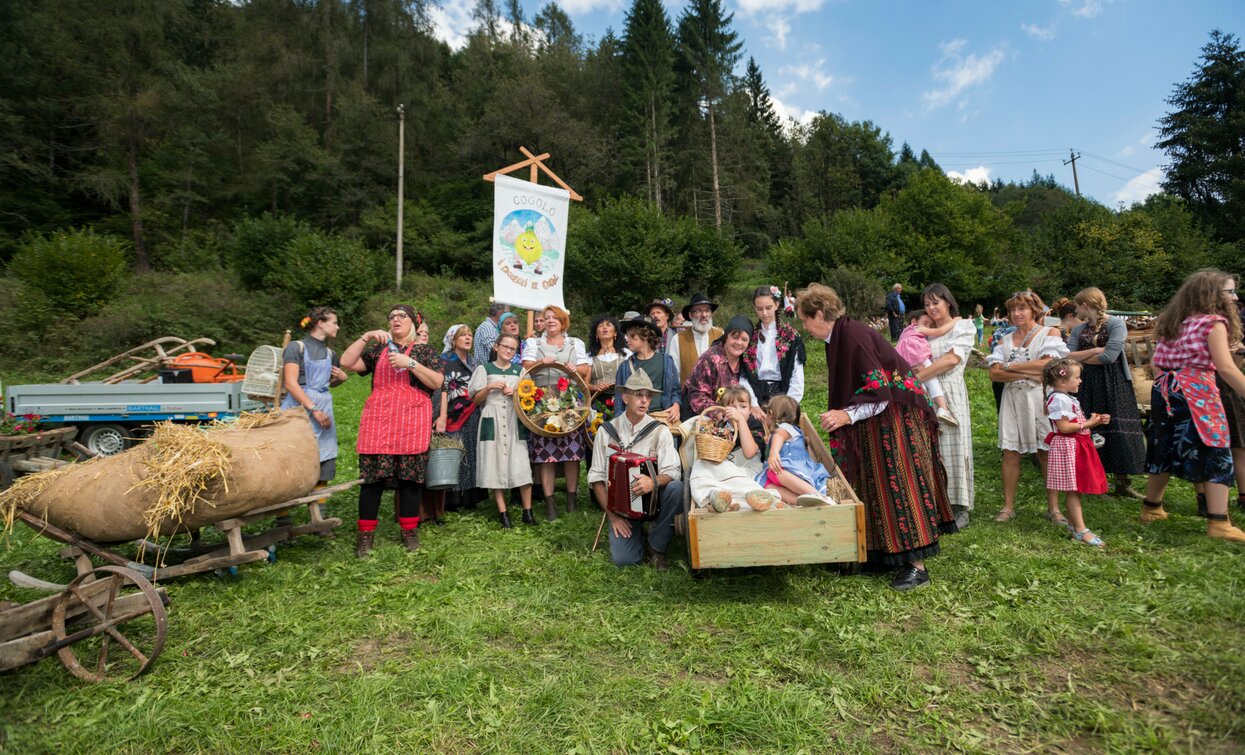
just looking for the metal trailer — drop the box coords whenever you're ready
[5,381,254,456]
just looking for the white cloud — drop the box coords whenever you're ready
[922,39,1007,111]
[779,59,839,91]
[1117,144,1136,157]
[429,3,472,50]
[771,95,817,128]
[1060,0,1105,18]
[946,166,992,185]
[559,0,627,12]
[766,16,791,50]
[1111,167,1164,206]
[1021,23,1056,41]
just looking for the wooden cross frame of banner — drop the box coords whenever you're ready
[483,146,583,336]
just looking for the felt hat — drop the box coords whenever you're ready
[621,314,662,341]
[621,368,658,395]
[681,292,720,320]
[645,298,675,320]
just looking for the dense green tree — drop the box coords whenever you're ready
[1157,30,1245,243]
[620,0,676,210]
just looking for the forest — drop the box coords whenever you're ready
[0,1,1242,373]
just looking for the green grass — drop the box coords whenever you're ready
[2,347,1244,753]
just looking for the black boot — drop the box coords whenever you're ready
[544,495,558,522]
[355,531,375,558]
[498,511,513,529]
[522,508,537,525]
[401,527,421,552]
[565,491,577,514]
[1197,493,1208,518]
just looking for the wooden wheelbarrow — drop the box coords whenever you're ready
[9,478,360,583]
[1,565,169,682]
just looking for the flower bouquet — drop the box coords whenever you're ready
[692,407,737,463]
[514,364,589,438]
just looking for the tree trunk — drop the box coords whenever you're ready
[650,92,662,212]
[708,101,722,228]
[127,142,150,271]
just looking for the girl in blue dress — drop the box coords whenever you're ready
[755,395,835,506]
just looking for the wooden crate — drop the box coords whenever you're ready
[687,501,865,569]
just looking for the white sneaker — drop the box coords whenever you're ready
[796,493,838,507]
[936,407,959,426]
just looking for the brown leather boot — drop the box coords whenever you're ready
[401,527,421,551]
[1207,514,1245,543]
[545,495,558,522]
[355,531,375,558]
[565,491,577,514]
[1140,499,1168,523]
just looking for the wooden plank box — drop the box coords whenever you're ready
[687,501,866,569]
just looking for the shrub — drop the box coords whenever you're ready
[678,219,742,297]
[8,227,128,313]
[265,231,385,319]
[566,197,684,315]
[820,266,886,320]
[225,213,310,289]
[358,199,485,278]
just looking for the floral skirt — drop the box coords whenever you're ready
[842,404,957,565]
[528,427,588,463]
[359,453,427,485]
[1145,380,1234,485]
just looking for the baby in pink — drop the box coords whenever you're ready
[895,311,959,426]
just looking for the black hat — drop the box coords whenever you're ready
[682,292,720,320]
[621,314,662,341]
[722,314,754,338]
[645,298,675,320]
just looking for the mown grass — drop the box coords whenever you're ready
[2,338,1244,753]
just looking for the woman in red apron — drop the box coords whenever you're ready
[1142,270,1245,543]
[340,305,444,556]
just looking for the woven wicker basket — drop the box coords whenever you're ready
[515,362,590,439]
[693,407,737,463]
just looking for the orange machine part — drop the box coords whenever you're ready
[165,352,245,383]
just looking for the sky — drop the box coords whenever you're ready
[430,0,1244,208]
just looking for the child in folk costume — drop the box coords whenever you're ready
[1042,358,1110,547]
[469,333,535,528]
[685,386,770,511]
[754,395,835,507]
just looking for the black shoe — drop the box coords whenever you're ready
[544,496,558,522]
[1197,494,1208,518]
[499,511,513,529]
[521,508,537,525]
[565,491,577,514]
[644,544,669,572]
[890,565,930,592]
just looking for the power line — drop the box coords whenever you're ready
[1078,163,1140,184]
[930,148,1067,157]
[1078,150,1154,175]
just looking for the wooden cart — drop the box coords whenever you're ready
[8,479,359,584]
[0,427,80,490]
[1,565,168,682]
[681,416,867,573]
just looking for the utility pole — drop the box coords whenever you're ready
[1064,149,1081,198]
[396,104,405,291]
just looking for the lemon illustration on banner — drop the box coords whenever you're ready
[499,209,558,275]
[516,224,543,265]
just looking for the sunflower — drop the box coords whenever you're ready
[543,422,561,433]
[519,395,536,412]
[517,379,537,398]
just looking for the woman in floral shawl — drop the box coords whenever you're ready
[684,316,758,415]
[796,284,956,591]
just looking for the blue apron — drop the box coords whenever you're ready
[280,343,338,466]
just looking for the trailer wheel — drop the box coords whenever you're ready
[80,424,132,457]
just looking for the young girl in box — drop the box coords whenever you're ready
[754,395,836,507]
[1043,358,1110,547]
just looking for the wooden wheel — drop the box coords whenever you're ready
[50,566,168,682]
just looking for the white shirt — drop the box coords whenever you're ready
[754,321,805,401]
[667,326,712,382]
[587,412,682,485]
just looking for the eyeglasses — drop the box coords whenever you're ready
[495,343,517,351]
[388,313,411,321]
[1224,288,1238,298]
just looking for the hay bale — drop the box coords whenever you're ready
[2,410,318,543]
[1132,366,1155,406]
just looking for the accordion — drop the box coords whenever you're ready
[607,450,661,520]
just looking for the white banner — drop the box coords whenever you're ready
[492,174,569,312]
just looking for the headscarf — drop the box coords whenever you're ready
[441,323,469,357]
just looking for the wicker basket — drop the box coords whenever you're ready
[693,407,737,463]
[515,362,590,439]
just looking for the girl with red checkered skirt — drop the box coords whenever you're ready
[1043,358,1110,547]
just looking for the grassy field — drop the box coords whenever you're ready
[2,344,1244,753]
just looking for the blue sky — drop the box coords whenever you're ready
[432,0,1244,207]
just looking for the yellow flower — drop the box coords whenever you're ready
[517,379,536,398]
[519,396,536,412]
[544,422,560,433]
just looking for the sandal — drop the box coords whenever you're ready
[993,509,1016,522]
[1072,529,1105,547]
[1045,511,1073,532]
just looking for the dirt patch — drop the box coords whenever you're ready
[334,632,415,674]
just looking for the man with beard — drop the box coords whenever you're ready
[669,292,722,384]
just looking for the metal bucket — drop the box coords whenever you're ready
[425,447,463,490]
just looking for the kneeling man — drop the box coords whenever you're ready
[588,370,683,569]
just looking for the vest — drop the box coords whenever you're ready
[678,326,723,382]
